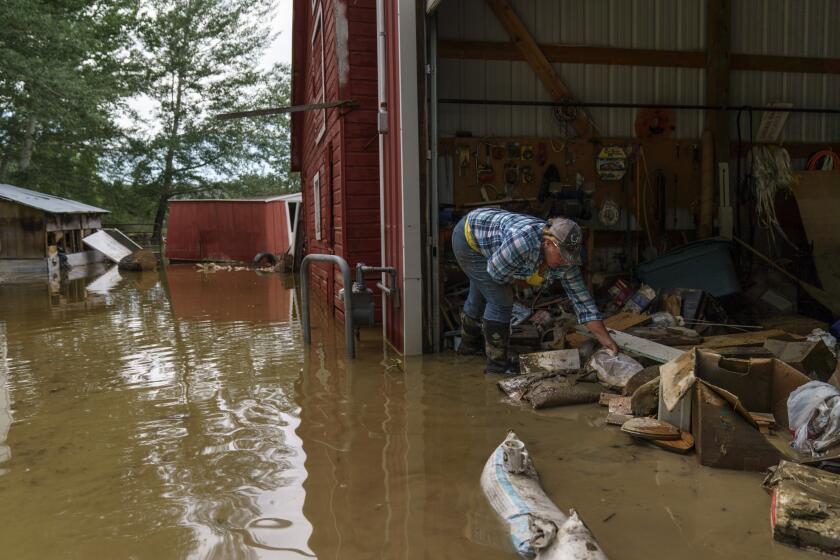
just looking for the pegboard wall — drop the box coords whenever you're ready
[439,136,705,234]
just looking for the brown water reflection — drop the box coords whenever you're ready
[0,265,806,559]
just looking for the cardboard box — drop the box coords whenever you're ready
[659,349,811,471]
[764,335,837,382]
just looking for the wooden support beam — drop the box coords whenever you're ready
[706,0,732,238]
[731,53,840,75]
[215,100,357,120]
[483,0,596,138]
[438,40,840,76]
[439,40,706,69]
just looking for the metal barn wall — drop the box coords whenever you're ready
[731,0,840,142]
[436,0,840,142]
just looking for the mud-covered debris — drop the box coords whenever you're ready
[764,460,840,556]
[621,417,681,441]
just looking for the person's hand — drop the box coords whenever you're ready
[584,319,620,355]
[601,337,620,355]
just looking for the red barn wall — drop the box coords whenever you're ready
[166,200,291,263]
[292,0,381,323]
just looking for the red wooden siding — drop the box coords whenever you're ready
[166,200,291,263]
[291,0,381,324]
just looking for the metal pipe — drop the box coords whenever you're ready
[375,0,389,340]
[300,254,355,358]
[439,97,840,115]
[429,13,441,352]
[357,264,399,308]
[356,263,396,285]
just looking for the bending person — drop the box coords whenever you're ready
[452,208,618,374]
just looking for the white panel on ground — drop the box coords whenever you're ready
[82,230,133,263]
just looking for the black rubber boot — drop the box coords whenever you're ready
[483,319,516,375]
[456,311,485,355]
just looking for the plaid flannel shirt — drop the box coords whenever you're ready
[466,208,602,323]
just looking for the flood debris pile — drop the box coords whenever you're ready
[488,279,840,555]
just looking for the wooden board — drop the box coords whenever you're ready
[575,328,684,363]
[599,392,621,406]
[695,329,786,349]
[0,199,45,259]
[567,312,651,348]
[608,396,633,415]
[622,365,661,396]
[793,172,840,314]
[649,431,695,454]
[82,230,133,263]
[606,412,634,426]
[622,417,681,440]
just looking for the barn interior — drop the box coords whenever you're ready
[422,0,840,352]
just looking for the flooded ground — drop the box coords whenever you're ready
[0,265,807,559]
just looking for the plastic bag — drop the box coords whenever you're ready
[650,311,679,327]
[788,381,840,454]
[587,349,644,389]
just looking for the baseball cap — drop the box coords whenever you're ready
[546,217,583,265]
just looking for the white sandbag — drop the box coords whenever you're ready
[587,349,644,390]
[480,432,609,559]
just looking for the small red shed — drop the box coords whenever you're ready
[165,194,301,263]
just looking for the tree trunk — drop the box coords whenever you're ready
[151,193,169,247]
[19,115,36,172]
[151,65,186,247]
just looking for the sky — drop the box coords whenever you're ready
[263,1,294,69]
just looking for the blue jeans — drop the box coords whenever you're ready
[452,217,513,323]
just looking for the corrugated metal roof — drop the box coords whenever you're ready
[0,183,109,214]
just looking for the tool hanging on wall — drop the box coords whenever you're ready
[634,108,676,141]
[457,145,470,177]
[519,165,534,185]
[537,143,547,166]
[506,142,520,159]
[520,144,534,160]
[599,198,621,227]
[478,143,494,182]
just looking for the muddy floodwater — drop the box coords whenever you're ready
[0,265,806,559]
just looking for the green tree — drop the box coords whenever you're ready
[0,0,139,201]
[125,0,286,245]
